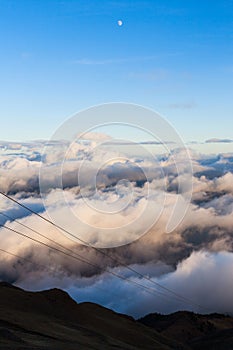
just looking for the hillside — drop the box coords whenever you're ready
[0,282,184,350]
[139,311,233,349]
[0,282,233,349]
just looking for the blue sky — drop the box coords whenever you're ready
[0,0,232,142]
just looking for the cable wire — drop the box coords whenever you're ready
[0,191,209,311]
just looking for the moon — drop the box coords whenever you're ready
[117,20,123,27]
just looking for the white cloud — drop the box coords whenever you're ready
[0,139,233,316]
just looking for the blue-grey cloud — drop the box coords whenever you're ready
[206,138,233,143]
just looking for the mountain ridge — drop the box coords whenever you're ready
[0,282,232,349]
[0,282,183,349]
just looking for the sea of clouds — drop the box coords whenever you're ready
[0,136,233,317]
